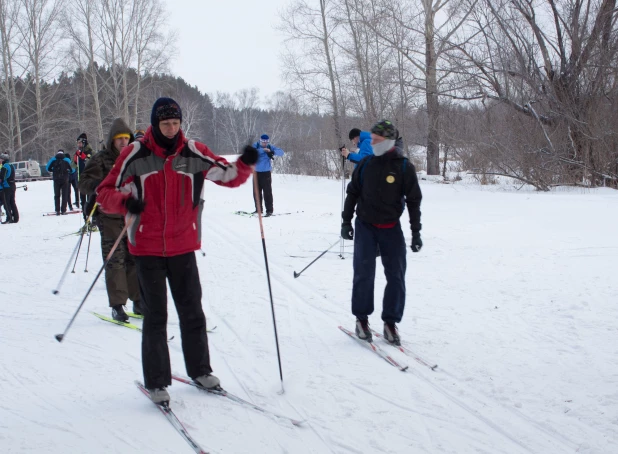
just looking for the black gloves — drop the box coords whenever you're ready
[266,150,275,159]
[411,231,422,252]
[125,197,145,215]
[240,145,258,165]
[341,222,354,240]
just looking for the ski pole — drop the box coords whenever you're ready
[53,235,83,294]
[55,218,133,343]
[293,239,340,278]
[84,228,92,272]
[252,171,284,393]
[70,230,86,273]
[340,156,346,259]
[82,203,99,273]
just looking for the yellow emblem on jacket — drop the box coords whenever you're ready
[386,175,395,183]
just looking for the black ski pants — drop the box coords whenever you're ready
[69,174,79,207]
[3,185,18,222]
[53,178,70,213]
[0,189,10,222]
[352,219,407,325]
[253,171,274,214]
[136,252,212,389]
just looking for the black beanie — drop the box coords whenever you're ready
[349,128,361,140]
[151,97,182,127]
[77,133,87,141]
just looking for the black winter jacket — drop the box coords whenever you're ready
[342,144,422,232]
[47,157,73,182]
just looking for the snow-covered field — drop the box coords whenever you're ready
[1,174,617,454]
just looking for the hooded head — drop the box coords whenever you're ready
[370,120,397,156]
[150,97,182,151]
[77,133,88,149]
[106,118,134,155]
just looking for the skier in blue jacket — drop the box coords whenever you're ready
[46,150,75,215]
[341,128,373,166]
[252,134,284,216]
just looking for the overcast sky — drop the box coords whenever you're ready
[167,0,292,102]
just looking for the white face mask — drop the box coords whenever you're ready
[372,139,395,156]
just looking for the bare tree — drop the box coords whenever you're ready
[0,0,25,159]
[213,88,261,153]
[352,0,477,174]
[130,0,175,128]
[64,0,104,143]
[454,0,618,186]
[280,0,344,149]
[17,0,65,159]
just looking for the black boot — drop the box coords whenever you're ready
[112,305,129,322]
[132,300,143,316]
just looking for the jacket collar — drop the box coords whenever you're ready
[142,126,187,158]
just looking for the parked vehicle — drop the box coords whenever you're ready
[11,160,41,179]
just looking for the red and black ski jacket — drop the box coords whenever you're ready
[96,126,252,257]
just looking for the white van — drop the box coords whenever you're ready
[11,160,41,179]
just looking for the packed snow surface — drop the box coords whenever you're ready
[2,175,617,453]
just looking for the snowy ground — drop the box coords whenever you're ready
[1,174,617,454]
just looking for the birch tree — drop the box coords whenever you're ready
[280,0,344,149]
[64,0,104,143]
[18,0,65,157]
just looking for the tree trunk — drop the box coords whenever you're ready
[320,0,342,147]
[424,2,440,175]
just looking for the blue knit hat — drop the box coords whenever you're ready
[151,97,182,127]
[260,134,269,142]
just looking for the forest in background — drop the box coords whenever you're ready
[2,0,618,189]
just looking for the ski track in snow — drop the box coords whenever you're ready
[206,218,573,454]
[2,177,618,453]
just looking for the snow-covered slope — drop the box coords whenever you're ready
[2,176,617,453]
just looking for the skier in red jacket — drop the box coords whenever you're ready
[97,97,258,404]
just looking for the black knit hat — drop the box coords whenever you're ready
[349,128,361,140]
[77,133,87,142]
[151,97,182,127]
[371,120,397,140]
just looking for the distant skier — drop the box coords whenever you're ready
[96,97,258,405]
[79,118,141,323]
[341,128,374,166]
[73,132,93,209]
[341,120,423,346]
[0,153,18,223]
[46,150,74,215]
[252,134,284,216]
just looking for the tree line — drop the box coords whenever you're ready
[3,0,618,189]
[280,0,618,189]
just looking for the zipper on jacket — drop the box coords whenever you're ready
[163,158,168,256]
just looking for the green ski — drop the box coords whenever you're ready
[94,312,217,333]
[93,312,142,331]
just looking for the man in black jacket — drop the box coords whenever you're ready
[341,120,423,346]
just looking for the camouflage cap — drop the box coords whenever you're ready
[371,120,398,140]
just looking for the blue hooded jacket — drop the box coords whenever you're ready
[346,131,373,165]
[253,141,284,173]
[0,161,11,189]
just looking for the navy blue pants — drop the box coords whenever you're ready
[352,218,407,324]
